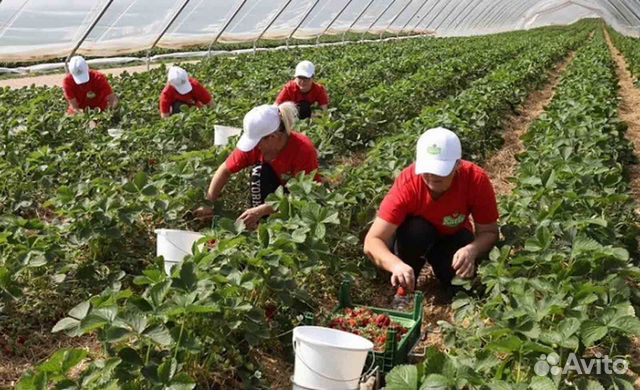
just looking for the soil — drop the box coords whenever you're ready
[0,333,101,389]
[484,50,577,195]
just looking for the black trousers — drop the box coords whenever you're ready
[296,101,312,120]
[171,101,189,115]
[249,163,281,208]
[394,216,474,287]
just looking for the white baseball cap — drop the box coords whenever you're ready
[415,127,462,176]
[236,105,281,152]
[295,60,315,78]
[167,66,193,95]
[68,56,90,84]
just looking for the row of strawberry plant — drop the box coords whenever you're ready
[608,26,640,87]
[385,29,640,390]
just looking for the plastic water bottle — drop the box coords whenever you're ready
[390,286,412,311]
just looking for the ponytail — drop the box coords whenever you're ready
[277,101,298,134]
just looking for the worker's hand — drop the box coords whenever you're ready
[389,261,415,292]
[452,245,477,279]
[237,205,268,230]
[193,206,214,221]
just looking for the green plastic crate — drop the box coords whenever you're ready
[305,279,424,374]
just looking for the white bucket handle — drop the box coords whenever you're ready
[163,234,199,257]
[293,340,376,383]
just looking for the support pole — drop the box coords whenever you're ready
[422,0,450,30]
[383,0,414,38]
[287,0,320,48]
[341,0,376,42]
[434,0,469,32]
[146,0,190,70]
[363,0,399,39]
[412,0,443,33]
[207,0,248,57]
[65,0,114,72]
[451,0,487,32]
[320,0,356,44]
[254,0,295,53]
[398,0,430,36]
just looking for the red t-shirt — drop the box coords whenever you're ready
[159,78,212,115]
[378,160,499,235]
[63,70,113,112]
[275,80,329,107]
[225,131,320,183]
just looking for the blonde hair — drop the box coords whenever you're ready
[277,101,298,134]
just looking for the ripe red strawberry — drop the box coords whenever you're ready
[397,286,407,296]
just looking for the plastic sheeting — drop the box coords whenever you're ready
[0,0,638,62]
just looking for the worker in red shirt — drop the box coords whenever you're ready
[159,66,214,118]
[200,102,320,229]
[63,56,118,115]
[364,127,499,292]
[275,60,329,120]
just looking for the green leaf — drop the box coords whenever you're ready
[609,316,640,335]
[530,376,557,390]
[291,228,307,243]
[558,317,581,338]
[68,301,90,320]
[105,326,131,342]
[170,373,196,390]
[385,365,418,390]
[133,172,148,190]
[52,317,80,333]
[16,371,47,390]
[150,280,171,307]
[144,325,173,346]
[38,348,87,375]
[419,374,449,389]
[584,379,605,390]
[118,347,143,367]
[581,321,608,346]
[488,335,522,353]
[158,358,176,384]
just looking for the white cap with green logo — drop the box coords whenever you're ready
[415,127,461,176]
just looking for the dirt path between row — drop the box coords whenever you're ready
[484,50,576,195]
[604,28,640,389]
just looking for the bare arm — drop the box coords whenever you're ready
[452,222,499,278]
[106,94,118,109]
[68,98,83,114]
[160,111,171,119]
[205,100,215,108]
[206,162,232,201]
[320,104,328,111]
[364,217,416,290]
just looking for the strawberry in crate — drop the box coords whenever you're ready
[327,307,408,352]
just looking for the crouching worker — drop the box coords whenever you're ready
[160,66,214,118]
[202,102,320,229]
[63,56,118,115]
[363,127,499,293]
[275,60,329,119]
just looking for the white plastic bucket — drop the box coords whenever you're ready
[292,326,373,390]
[214,125,242,146]
[154,229,204,275]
